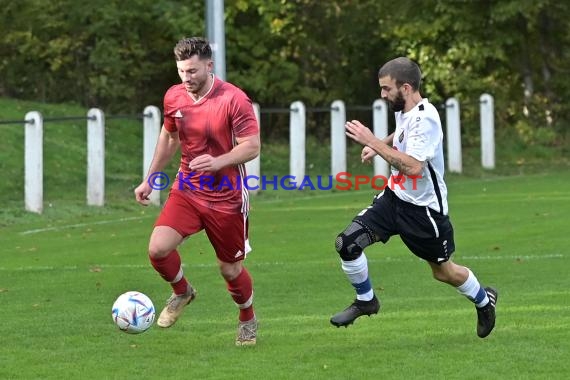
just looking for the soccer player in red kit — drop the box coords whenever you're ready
[134,37,260,346]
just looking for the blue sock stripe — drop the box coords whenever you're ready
[352,278,372,295]
[473,286,487,304]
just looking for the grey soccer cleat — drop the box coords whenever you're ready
[236,317,257,346]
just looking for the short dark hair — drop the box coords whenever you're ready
[173,37,212,61]
[378,57,422,91]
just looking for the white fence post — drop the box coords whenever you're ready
[290,101,305,179]
[331,100,346,176]
[373,99,389,177]
[143,105,162,206]
[25,111,43,214]
[87,108,105,206]
[245,103,261,194]
[480,93,495,169]
[445,97,462,173]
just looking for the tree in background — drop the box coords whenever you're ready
[374,0,569,145]
[0,0,203,111]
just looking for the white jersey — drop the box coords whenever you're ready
[389,98,449,214]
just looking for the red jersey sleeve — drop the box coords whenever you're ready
[229,89,259,138]
[163,85,179,133]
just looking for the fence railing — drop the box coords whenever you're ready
[10,107,161,213]
[2,94,495,213]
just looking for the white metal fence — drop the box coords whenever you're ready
[11,95,495,213]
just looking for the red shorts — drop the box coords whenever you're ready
[154,189,251,263]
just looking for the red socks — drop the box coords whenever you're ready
[226,268,255,322]
[151,252,254,321]
[149,250,189,295]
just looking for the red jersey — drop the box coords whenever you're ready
[163,76,258,212]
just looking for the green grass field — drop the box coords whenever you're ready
[1,97,569,379]
[1,172,569,379]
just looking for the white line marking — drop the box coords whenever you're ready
[0,254,564,272]
[15,192,356,234]
[19,216,150,235]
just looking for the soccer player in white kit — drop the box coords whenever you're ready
[330,57,498,338]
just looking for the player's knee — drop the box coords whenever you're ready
[219,260,242,281]
[335,221,374,261]
[148,238,175,258]
[430,263,455,284]
[148,226,182,259]
[335,234,362,261]
[431,269,448,283]
[148,242,169,259]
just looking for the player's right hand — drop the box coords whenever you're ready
[134,182,152,206]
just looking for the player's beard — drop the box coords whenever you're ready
[388,90,406,112]
[184,75,208,95]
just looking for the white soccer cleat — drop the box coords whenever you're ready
[156,286,196,328]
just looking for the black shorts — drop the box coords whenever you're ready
[354,187,455,264]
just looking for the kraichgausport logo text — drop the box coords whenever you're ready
[147,172,422,191]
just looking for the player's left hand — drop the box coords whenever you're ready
[345,120,375,147]
[361,146,376,164]
[189,154,222,172]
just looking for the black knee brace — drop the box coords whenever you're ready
[335,221,375,261]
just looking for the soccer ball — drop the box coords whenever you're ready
[111,291,155,334]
